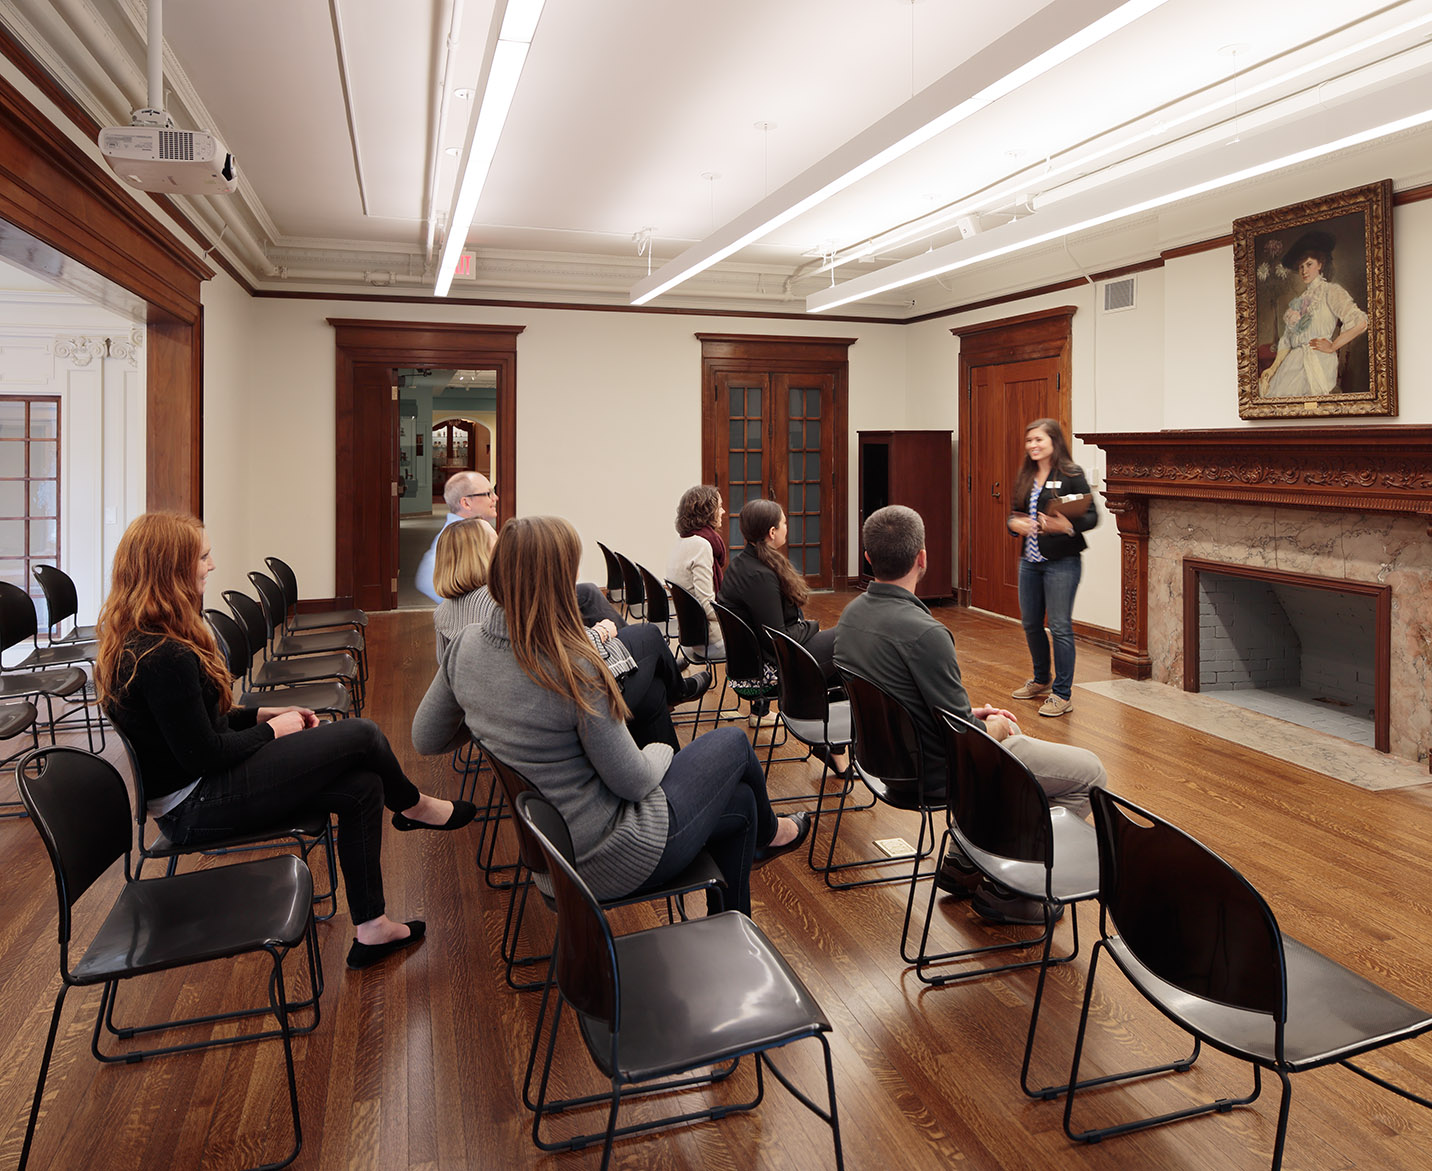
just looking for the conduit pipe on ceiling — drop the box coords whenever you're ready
[46,0,147,118]
[424,0,466,267]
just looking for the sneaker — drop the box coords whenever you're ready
[748,708,780,728]
[971,880,1064,926]
[1038,695,1073,717]
[1011,679,1052,700]
[933,847,980,897]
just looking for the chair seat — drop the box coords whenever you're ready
[783,703,851,748]
[71,855,313,983]
[1107,932,1432,1070]
[9,641,97,671]
[958,807,1099,905]
[0,701,37,739]
[579,911,830,1082]
[859,769,942,812]
[145,811,331,859]
[678,643,727,666]
[274,629,364,658]
[50,625,98,644]
[0,667,87,699]
[253,652,357,688]
[238,681,352,714]
[290,608,367,631]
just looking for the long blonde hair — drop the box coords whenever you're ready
[434,518,496,599]
[487,516,628,720]
[95,512,233,712]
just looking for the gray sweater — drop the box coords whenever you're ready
[412,605,672,900]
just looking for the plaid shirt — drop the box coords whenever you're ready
[1023,481,1045,562]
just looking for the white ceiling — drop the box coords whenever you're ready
[3,0,1432,316]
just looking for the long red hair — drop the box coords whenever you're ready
[95,512,233,712]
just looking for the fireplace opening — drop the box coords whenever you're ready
[1183,559,1390,752]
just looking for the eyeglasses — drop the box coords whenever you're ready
[464,489,496,500]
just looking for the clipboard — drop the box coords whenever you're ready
[1043,492,1092,519]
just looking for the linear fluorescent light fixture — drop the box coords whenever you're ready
[806,74,1432,313]
[628,0,1169,306]
[434,0,545,297]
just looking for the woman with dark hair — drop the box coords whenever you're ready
[97,512,474,971]
[412,515,808,916]
[1005,419,1098,718]
[1259,231,1368,398]
[718,498,838,678]
[666,484,727,658]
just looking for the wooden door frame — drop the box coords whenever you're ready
[331,319,523,609]
[953,307,1075,607]
[697,333,854,588]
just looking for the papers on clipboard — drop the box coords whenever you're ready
[1043,493,1092,518]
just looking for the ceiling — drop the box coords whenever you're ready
[3,0,1431,317]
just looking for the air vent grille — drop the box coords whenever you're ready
[1103,276,1136,313]
[159,130,195,161]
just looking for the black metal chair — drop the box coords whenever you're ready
[666,581,730,733]
[636,562,678,644]
[831,669,941,910]
[595,541,625,614]
[220,591,362,714]
[1064,787,1432,1169]
[1,699,38,818]
[31,564,97,645]
[264,555,367,636]
[515,790,844,1170]
[249,570,367,683]
[205,609,355,719]
[613,550,646,623]
[16,746,320,1171]
[712,600,782,724]
[920,710,1104,1097]
[0,581,104,751]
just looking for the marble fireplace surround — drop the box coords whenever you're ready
[1081,427,1432,769]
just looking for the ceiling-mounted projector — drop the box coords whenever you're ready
[99,124,238,195]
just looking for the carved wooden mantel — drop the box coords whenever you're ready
[1079,426,1432,678]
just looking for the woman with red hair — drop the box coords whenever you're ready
[97,512,474,970]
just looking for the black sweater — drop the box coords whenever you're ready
[717,547,817,664]
[1010,465,1099,560]
[105,635,272,801]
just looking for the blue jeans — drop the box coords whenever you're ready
[1018,556,1082,701]
[641,726,776,917]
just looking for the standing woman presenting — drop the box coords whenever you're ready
[1005,419,1098,718]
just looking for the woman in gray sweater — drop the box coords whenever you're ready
[413,515,808,915]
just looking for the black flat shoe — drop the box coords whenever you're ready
[753,811,811,869]
[346,920,426,970]
[391,800,477,832]
[672,669,712,706]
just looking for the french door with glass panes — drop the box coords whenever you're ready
[710,370,837,587]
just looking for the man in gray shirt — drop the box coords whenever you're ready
[836,505,1105,925]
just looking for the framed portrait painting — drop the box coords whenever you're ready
[1233,180,1396,419]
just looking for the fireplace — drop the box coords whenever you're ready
[1080,427,1432,770]
[1182,558,1390,751]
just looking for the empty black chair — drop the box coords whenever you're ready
[0,581,104,751]
[595,542,625,613]
[1064,787,1432,1169]
[249,570,367,682]
[206,609,355,719]
[832,669,940,911]
[264,555,367,636]
[666,581,729,733]
[1,700,39,818]
[221,590,362,714]
[16,746,319,1171]
[515,790,844,1170]
[613,550,646,623]
[31,564,96,645]
[636,562,677,643]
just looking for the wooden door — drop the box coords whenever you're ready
[351,363,399,611]
[712,370,836,587]
[967,358,1061,616]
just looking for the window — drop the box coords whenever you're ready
[0,396,60,620]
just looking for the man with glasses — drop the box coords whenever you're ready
[416,471,497,603]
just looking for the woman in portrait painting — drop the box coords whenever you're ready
[1259,230,1368,398]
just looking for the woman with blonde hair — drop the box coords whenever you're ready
[413,515,807,916]
[98,512,475,970]
[432,517,497,657]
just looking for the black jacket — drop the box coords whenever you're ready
[1010,465,1098,560]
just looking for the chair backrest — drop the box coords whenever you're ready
[480,744,552,882]
[837,668,923,797]
[513,791,620,1029]
[668,581,713,651]
[205,608,251,681]
[1090,787,1287,1020]
[767,627,829,725]
[614,551,646,610]
[32,565,79,630]
[712,601,765,681]
[248,572,289,633]
[938,710,1052,868]
[264,556,300,613]
[222,590,271,659]
[595,542,625,597]
[636,563,671,626]
[0,580,40,653]
[18,746,134,948]
[109,721,157,838]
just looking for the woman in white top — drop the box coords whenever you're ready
[666,484,727,658]
[1259,231,1368,398]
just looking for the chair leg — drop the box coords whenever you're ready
[19,983,69,1171]
[759,1035,845,1170]
[1063,939,1247,1146]
[810,779,932,890]
[259,941,304,1171]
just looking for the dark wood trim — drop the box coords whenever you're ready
[1394,182,1432,205]
[1161,235,1233,262]
[954,307,1076,613]
[906,261,1163,325]
[330,319,524,610]
[1071,620,1120,652]
[1181,557,1390,753]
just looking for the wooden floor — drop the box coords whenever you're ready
[5,594,1432,1170]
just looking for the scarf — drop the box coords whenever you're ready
[691,524,727,594]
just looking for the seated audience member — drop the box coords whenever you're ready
[837,504,1077,924]
[412,515,809,917]
[99,512,475,972]
[981,713,1106,821]
[666,484,728,658]
[430,518,708,750]
[415,470,498,603]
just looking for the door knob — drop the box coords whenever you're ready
[991,481,1001,499]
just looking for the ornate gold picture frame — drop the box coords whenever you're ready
[1234,180,1396,419]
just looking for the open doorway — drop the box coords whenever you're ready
[395,367,500,610]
